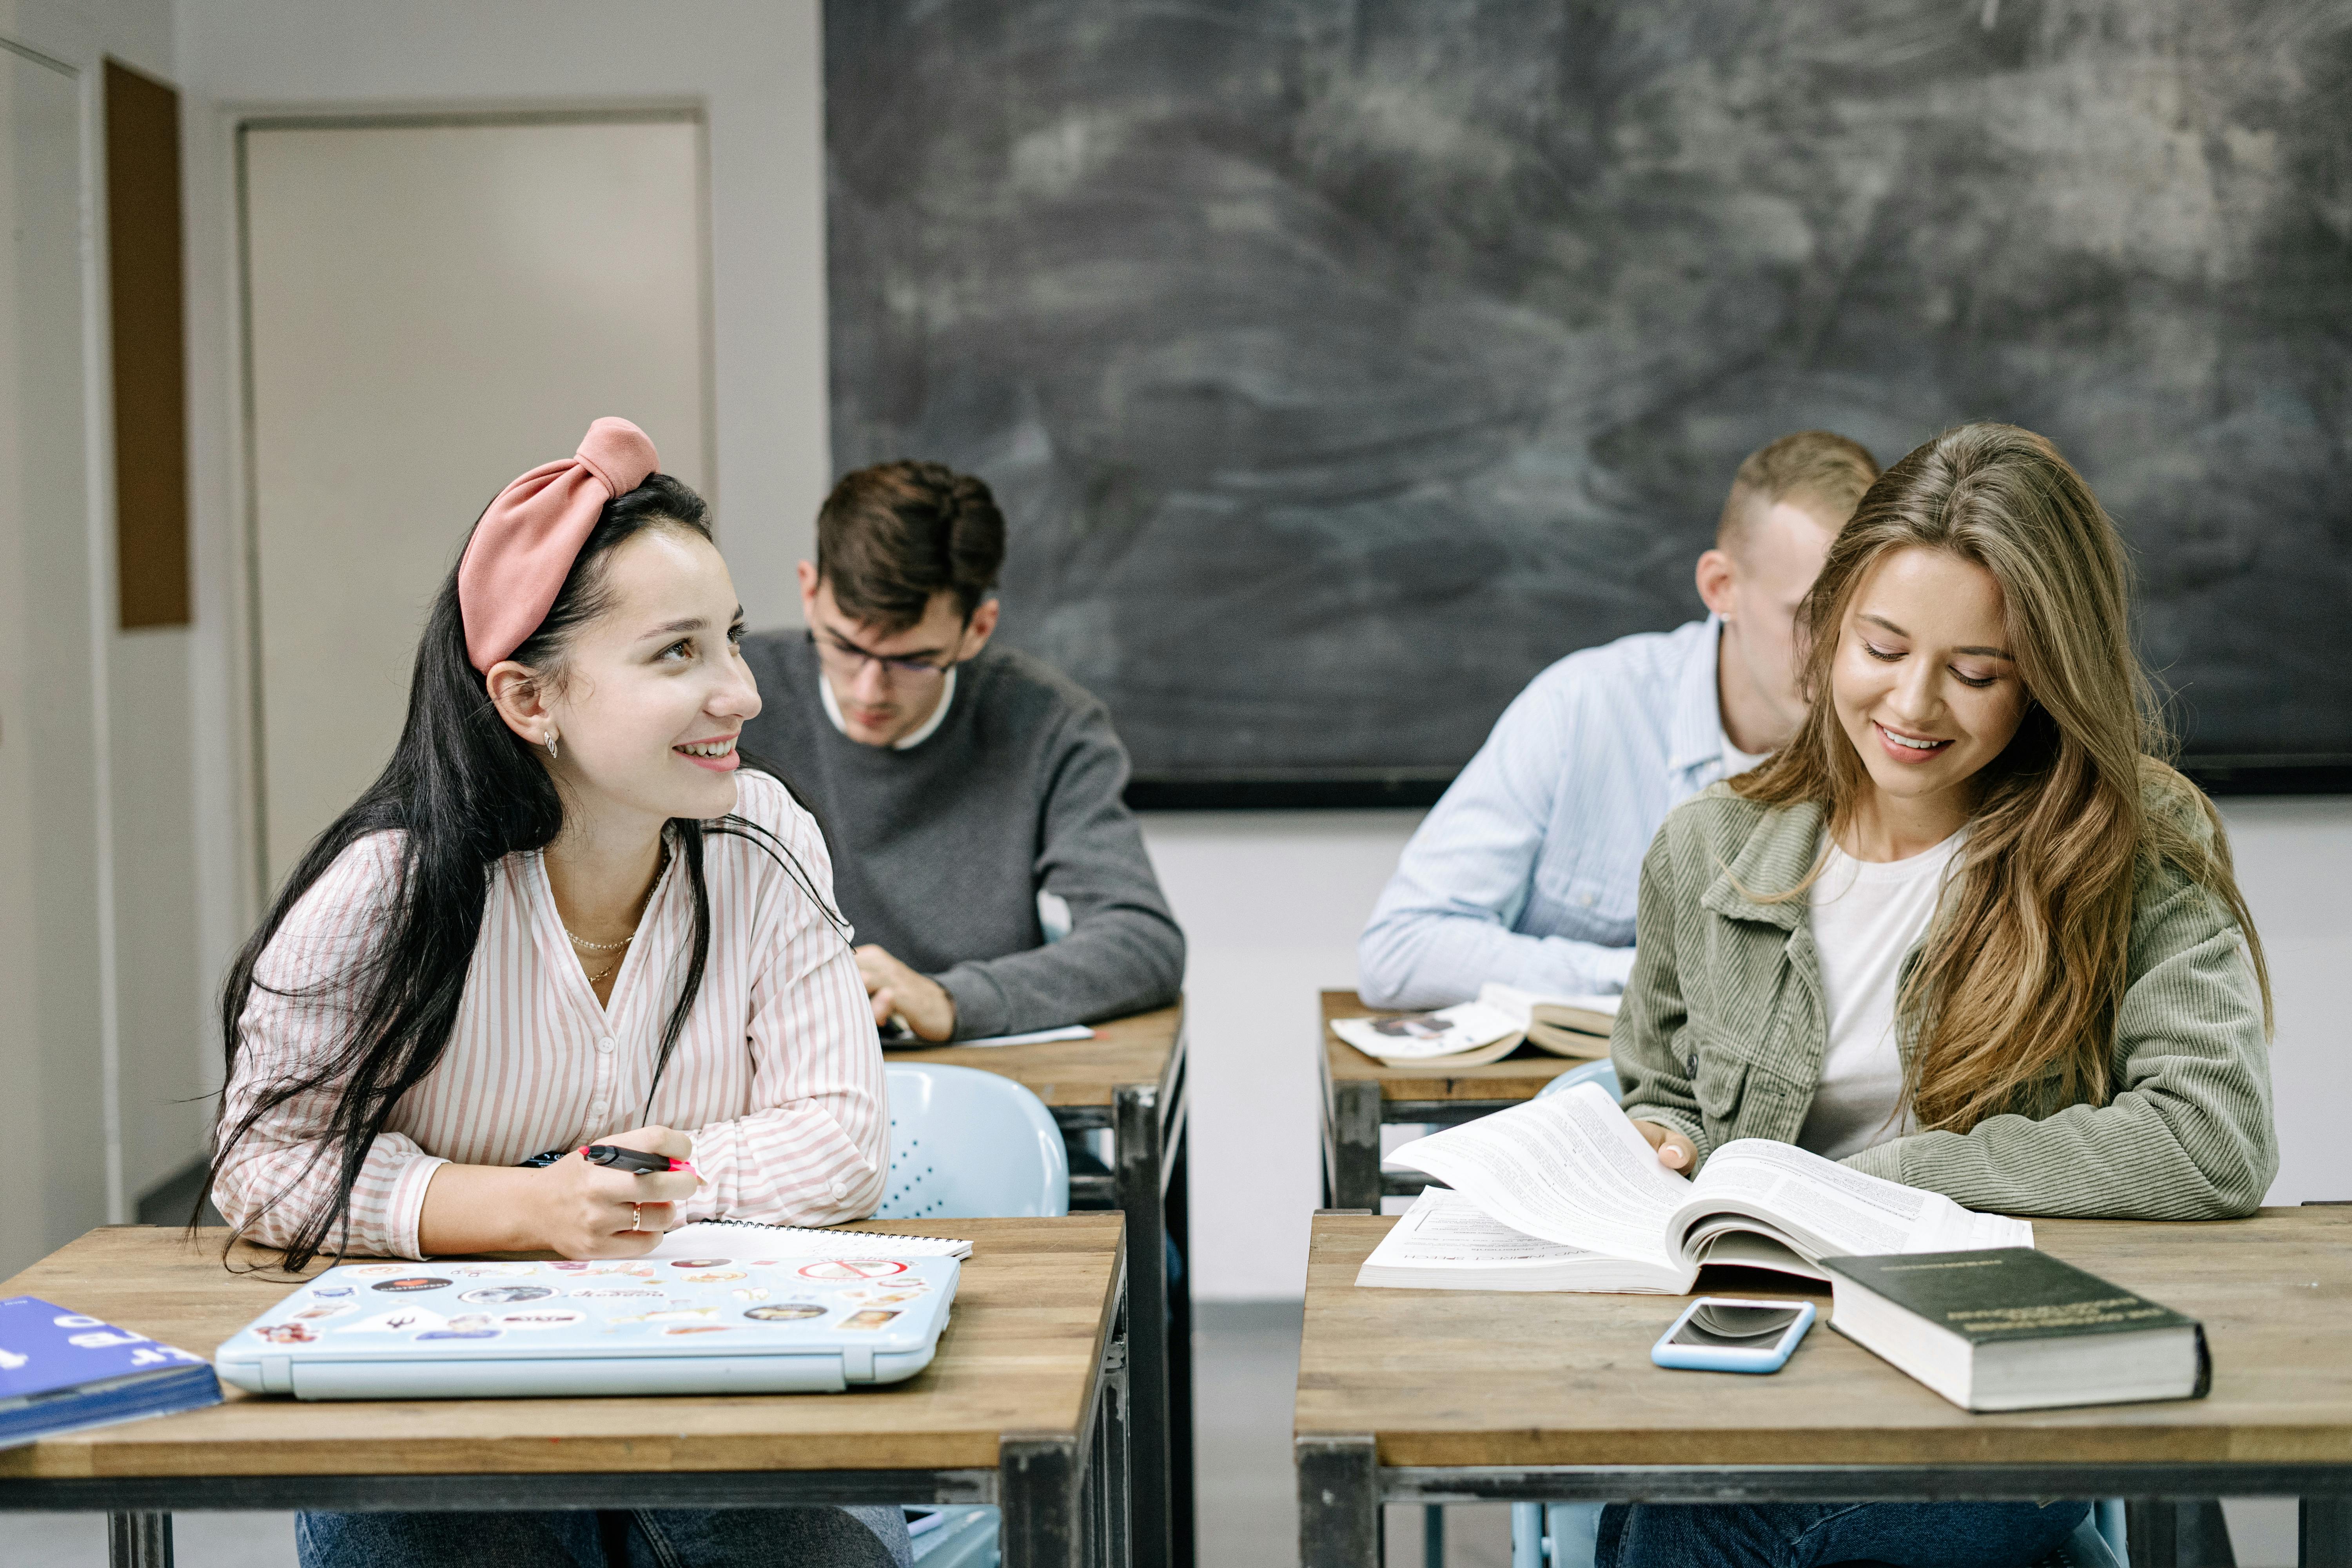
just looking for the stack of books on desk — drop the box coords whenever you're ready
[1332,983,1618,1069]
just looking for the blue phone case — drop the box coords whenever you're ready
[1650,1298,1815,1374]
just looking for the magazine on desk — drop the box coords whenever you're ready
[1357,1083,2031,1293]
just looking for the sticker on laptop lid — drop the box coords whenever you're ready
[459,1285,556,1305]
[495,1309,586,1330]
[336,1307,446,1335]
[796,1259,907,1281]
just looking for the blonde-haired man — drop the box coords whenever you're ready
[1359,431,1880,1009]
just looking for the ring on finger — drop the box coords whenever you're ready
[630,1202,642,1233]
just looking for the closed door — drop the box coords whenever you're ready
[242,115,712,889]
[0,40,109,1277]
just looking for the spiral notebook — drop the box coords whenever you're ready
[645,1219,973,1262]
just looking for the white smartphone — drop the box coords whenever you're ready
[1650,1297,1816,1374]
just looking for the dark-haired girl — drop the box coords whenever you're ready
[212,420,904,1567]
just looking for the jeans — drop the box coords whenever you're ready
[1597,1499,2090,1568]
[295,1504,913,1568]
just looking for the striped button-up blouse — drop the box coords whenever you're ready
[216,770,889,1259]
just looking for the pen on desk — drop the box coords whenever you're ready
[579,1144,701,1178]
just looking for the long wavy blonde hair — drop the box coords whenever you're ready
[1734,423,2270,1134]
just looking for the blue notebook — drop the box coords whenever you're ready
[0,1297,222,1447]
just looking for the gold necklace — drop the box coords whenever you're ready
[559,842,669,986]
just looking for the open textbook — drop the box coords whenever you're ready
[1330,984,1620,1068]
[1357,1083,2031,1293]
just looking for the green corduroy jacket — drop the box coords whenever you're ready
[1611,783,2278,1219]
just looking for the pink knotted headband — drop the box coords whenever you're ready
[457,417,661,672]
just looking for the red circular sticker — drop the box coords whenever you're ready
[795,1259,908,1281]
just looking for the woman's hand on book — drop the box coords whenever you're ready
[535,1126,699,1258]
[1632,1118,1698,1174]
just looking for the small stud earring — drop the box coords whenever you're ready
[544,728,560,760]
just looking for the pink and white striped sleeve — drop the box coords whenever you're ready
[212,834,448,1260]
[684,780,890,1225]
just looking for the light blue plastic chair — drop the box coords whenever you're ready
[878,1063,1070,1568]
[877,1062,1070,1221]
[1504,1062,2129,1568]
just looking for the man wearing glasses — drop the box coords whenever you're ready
[737,459,1185,1047]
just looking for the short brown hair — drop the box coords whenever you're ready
[816,460,1006,632]
[1716,430,1880,550]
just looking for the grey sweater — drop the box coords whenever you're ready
[737,634,1185,1041]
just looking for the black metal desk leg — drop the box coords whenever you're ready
[1163,1112,1193,1568]
[1296,1435,1379,1568]
[2304,1495,2352,1568]
[1116,1082,1173,1568]
[1004,1437,1082,1568]
[107,1512,172,1568]
[1324,1080,1383,1212]
[1105,1285,1134,1568]
[2128,1499,2181,1568]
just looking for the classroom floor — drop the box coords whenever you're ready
[8,1303,2306,1567]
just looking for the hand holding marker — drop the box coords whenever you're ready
[580,1143,701,1179]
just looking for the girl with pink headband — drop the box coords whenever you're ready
[208,420,909,1568]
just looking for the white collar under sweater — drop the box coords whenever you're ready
[817,666,958,751]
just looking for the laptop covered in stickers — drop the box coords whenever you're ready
[214,1244,961,1400]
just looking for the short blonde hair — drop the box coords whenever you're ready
[1717,430,1880,550]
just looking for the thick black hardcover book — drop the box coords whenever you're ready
[1822,1248,2210,1398]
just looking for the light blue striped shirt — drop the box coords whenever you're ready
[1359,617,1742,1009]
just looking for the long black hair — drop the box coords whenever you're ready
[211,473,841,1269]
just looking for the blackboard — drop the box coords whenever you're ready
[826,1,2352,801]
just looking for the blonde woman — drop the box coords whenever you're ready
[1605,423,2275,1568]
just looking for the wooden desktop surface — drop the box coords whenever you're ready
[1296,1208,2352,1468]
[889,1002,1182,1107]
[1323,989,1597,1103]
[0,1214,1123,1480]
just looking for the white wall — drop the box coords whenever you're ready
[0,0,196,1249]
[1140,812,1422,1303]
[177,0,829,632]
[2216,799,2352,1210]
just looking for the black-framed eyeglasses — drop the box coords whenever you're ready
[805,628,957,684]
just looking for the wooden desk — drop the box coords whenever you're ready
[889,1002,1191,1568]
[1293,1209,2352,1568]
[1320,989,1596,1210]
[0,1217,1130,1568]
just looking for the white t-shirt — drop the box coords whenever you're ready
[1795,830,1965,1160]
